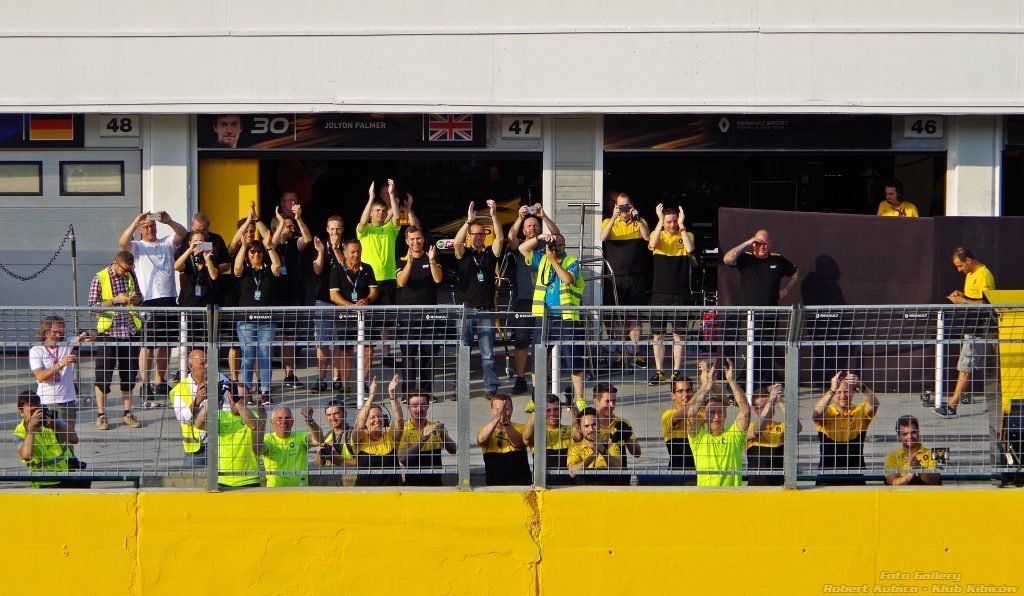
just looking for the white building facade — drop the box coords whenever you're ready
[2,1,1022,305]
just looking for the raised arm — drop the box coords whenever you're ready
[849,373,879,419]
[291,205,313,251]
[266,245,282,276]
[507,206,529,251]
[453,202,474,259]
[748,384,782,441]
[159,211,189,246]
[487,200,504,257]
[648,203,666,251]
[723,235,757,266]
[684,361,715,437]
[476,406,503,447]
[386,374,404,444]
[538,204,561,236]
[356,181,375,234]
[812,370,845,425]
[387,180,402,230]
[724,359,751,432]
[301,407,323,447]
[404,193,421,229]
[119,213,147,250]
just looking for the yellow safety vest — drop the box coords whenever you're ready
[532,254,583,320]
[169,379,204,453]
[95,267,142,333]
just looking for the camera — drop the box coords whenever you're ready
[146,212,159,221]
[196,241,213,252]
[526,206,538,215]
[67,456,87,471]
[41,407,56,419]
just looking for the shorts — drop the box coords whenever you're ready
[141,297,178,345]
[650,292,694,335]
[511,299,536,350]
[603,278,649,307]
[275,310,310,339]
[94,334,138,394]
[336,312,371,344]
[312,300,338,345]
[376,280,397,306]
[548,319,584,374]
[957,335,978,373]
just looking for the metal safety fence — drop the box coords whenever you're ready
[2,304,1022,489]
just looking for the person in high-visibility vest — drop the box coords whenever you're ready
[170,349,231,467]
[13,390,88,489]
[87,250,144,431]
[517,232,586,410]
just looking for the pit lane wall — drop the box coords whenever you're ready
[4,489,1021,594]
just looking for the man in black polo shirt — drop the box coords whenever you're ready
[723,229,798,306]
[723,229,799,383]
[309,215,346,393]
[329,239,378,393]
[269,198,313,390]
[396,226,443,396]
[454,200,504,397]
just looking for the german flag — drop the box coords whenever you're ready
[29,114,74,141]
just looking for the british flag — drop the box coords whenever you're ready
[426,113,474,142]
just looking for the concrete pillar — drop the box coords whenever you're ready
[946,115,1002,216]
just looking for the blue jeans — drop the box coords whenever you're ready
[237,321,277,392]
[464,314,499,393]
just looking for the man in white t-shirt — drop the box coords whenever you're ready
[119,211,188,400]
[29,315,95,433]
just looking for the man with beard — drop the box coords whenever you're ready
[397,391,456,486]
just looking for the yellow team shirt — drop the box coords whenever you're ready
[661,408,687,441]
[479,422,527,454]
[747,420,785,449]
[884,445,938,472]
[354,430,398,455]
[877,200,919,217]
[601,216,648,240]
[530,425,574,453]
[650,230,695,256]
[964,265,995,301]
[567,441,621,469]
[813,402,874,442]
[398,420,446,452]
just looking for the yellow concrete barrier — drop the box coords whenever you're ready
[2,489,1021,595]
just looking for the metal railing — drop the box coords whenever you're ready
[2,303,1022,489]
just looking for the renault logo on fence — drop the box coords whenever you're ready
[718,117,731,133]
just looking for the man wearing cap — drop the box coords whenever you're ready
[684,359,751,487]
